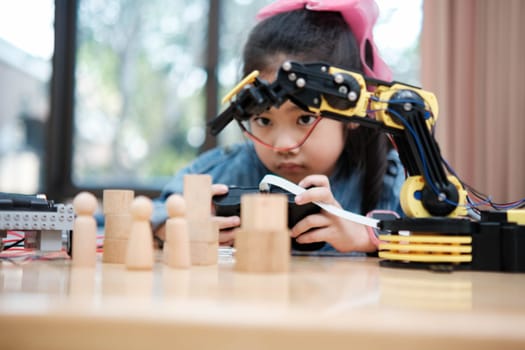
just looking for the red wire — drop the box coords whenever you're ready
[239,116,322,152]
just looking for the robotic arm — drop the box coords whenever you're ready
[209,61,467,219]
[209,60,525,272]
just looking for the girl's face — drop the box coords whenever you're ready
[250,100,346,184]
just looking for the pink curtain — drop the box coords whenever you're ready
[421,0,525,203]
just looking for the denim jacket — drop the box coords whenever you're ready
[152,142,405,256]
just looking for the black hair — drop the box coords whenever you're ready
[243,9,389,214]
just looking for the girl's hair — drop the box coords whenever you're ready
[243,9,389,214]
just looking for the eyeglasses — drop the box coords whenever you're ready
[236,115,322,152]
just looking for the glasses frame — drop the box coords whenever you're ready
[236,116,323,152]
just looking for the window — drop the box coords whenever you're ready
[72,0,210,190]
[375,0,423,86]
[0,0,54,194]
[48,0,274,199]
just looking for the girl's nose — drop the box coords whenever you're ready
[271,130,301,151]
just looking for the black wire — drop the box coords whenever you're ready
[383,99,525,212]
[2,238,25,250]
[442,154,525,210]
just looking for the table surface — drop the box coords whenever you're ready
[1,250,525,350]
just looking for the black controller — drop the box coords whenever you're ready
[212,186,326,251]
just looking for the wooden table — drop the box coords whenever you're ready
[1,251,524,350]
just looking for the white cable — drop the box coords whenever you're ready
[259,174,379,228]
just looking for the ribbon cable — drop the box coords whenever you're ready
[259,175,379,228]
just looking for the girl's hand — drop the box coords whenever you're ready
[211,184,241,246]
[291,175,376,253]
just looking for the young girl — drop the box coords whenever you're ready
[152,0,405,255]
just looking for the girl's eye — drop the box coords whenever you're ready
[297,115,317,126]
[253,116,272,127]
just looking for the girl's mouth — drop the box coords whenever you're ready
[277,162,304,173]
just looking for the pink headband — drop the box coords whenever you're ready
[256,0,392,81]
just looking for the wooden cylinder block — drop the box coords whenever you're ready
[187,218,218,243]
[102,238,129,264]
[104,214,132,240]
[234,227,290,273]
[183,174,212,222]
[241,193,287,232]
[103,189,134,264]
[190,240,219,266]
[103,189,135,215]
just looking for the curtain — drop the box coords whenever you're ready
[421,0,525,203]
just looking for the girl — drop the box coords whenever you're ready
[152,0,404,255]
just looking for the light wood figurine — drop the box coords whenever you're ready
[125,196,154,270]
[163,194,190,268]
[72,191,98,268]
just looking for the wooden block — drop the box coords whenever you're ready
[234,228,290,273]
[187,218,218,243]
[183,174,212,222]
[102,190,134,264]
[241,193,287,232]
[234,193,290,273]
[188,218,218,265]
[104,214,132,240]
[102,238,128,264]
[103,189,134,215]
[190,240,218,266]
